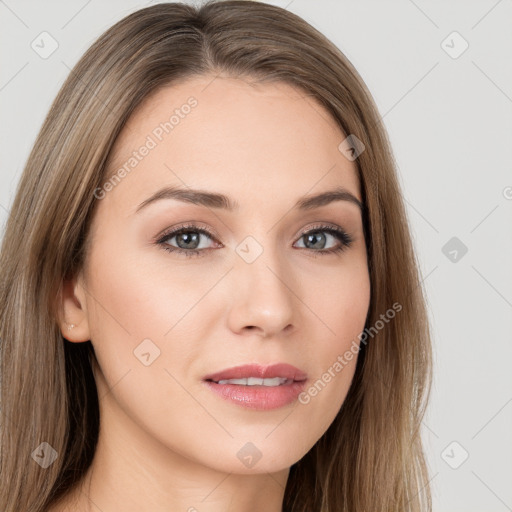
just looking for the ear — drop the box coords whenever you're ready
[56,273,91,343]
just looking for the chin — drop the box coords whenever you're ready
[194,434,315,475]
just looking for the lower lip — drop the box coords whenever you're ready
[204,380,307,410]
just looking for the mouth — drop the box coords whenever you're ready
[210,376,292,386]
[203,363,307,410]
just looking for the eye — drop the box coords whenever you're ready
[156,223,220,258]
[294,224,353,256]
[156,223,353,258]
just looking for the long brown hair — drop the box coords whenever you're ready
[0,1,432,510]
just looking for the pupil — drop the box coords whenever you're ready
[177,232,199,249]
[306,232,325,249]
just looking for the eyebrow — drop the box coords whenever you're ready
[134,185,364,214]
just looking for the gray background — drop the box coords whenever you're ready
[1,1,511,510]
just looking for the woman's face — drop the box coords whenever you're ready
[68,75,370,475]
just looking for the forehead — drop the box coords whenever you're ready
[104,75,361,212]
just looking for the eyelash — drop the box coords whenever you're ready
[155,223,353,259]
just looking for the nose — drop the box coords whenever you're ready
[226,247,296,339]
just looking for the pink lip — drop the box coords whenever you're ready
[204,363,307,382]
[203,363,308,411]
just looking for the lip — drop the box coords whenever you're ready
[203,363,307,382]
[203,363,308,411]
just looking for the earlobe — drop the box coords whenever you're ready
[56,274,91,343]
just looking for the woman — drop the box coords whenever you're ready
[0,1,433,511]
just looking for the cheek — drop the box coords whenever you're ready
[83,234,229,399]
[307,252,370,352]
[297,260,370,426]
[85,236,216,343]
[83,241,225,448]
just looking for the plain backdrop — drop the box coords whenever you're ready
[1,1,511,510]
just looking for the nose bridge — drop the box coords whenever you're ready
[228,231,296,336]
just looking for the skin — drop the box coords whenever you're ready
[54,74,371,512]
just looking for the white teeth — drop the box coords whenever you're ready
[218,378,248,385]
[216,377,288,386]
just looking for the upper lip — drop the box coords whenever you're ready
[203,363,307,382]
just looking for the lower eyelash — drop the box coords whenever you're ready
[156,224,353,258]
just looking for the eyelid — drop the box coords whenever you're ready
[295,221,350,240]
[155,222,222,246]
[296,222,354,251]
